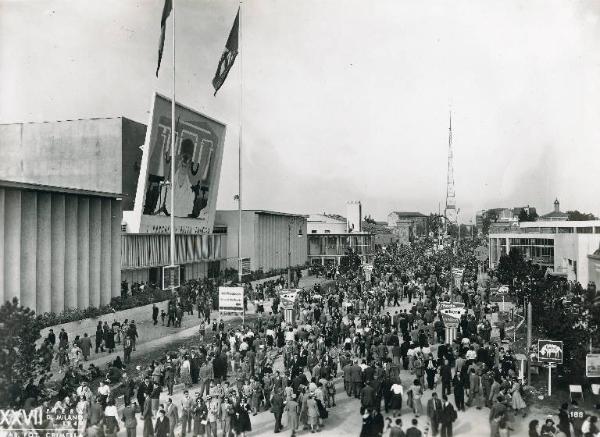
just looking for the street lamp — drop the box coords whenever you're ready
[288,218,303,288]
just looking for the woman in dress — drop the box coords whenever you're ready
[389,379,403,417]
[233,397,252,437]
[181,355,192,388]
[306,393,320,433]
[192,397,208,437]
[510,379,527,418]
[104,399,120,437]
[298,387,309,430]
[409,379,424,418]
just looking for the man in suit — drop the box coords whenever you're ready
[489,396,507,437]
[427,392,443,436]
[165,398,178,437]
[343,361,353,396]
[121,401,138,437]
[80,333,92,361]
[154,409,169,437]
[350,361,363,399]
[439,395,457,437]
[270,389,285,433]
[406,418,422,437]
[143,392,154,437]
[360,383,376,414]
[440,360,453,397]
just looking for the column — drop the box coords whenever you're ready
[4,189,21,304]
[37,192,52,314]
[64,195,78,309]
[77,197,90,308]
[20,191,37,311]
[0,189,4,304]
[100,198,112,306]
[89,198,101,308]
[111,199,122,299]
[51,193,67,313]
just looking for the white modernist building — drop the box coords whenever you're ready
[489,220,600,286]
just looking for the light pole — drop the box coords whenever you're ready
[288,218,303,288]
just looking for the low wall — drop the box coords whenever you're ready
[39,300,171,346]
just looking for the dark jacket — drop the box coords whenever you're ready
[154,417,170,437]
[270,392,284,414]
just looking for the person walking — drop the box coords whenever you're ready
[427,392,442,437]
[166,398,178,437]
[152,304,159,326]
[143,392,154,437]
[80,333,92,361]
[271,389,285,433]
[154,409,170,437]
[439,395,457,437]
[121,401,138,437]
[180,391,194,436]
[284,393,299,436]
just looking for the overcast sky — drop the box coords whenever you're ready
[1,0,599,222]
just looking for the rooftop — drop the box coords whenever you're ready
[390,211,427,217]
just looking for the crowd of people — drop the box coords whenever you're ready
[8,237,600,437]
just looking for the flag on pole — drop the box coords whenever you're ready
[156,0,173,77]
[212,9,239,95]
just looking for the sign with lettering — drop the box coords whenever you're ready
[219,286,244,313]
[162,265,181,290]
[537,340,564,364]
[586,354,600,378]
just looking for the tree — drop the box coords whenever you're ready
[496,248,527,284]
[0,298,53,407]
[427,214,443,237]
[518,209,529,222]
[567,210,596,221]
[363,215,376,224]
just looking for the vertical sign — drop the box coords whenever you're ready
[162,265,180,290]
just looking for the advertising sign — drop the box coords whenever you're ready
[133,94,226,234]
[586,354,600,378]
[537,340,564,364]
[219,287,244,313]
[162,265,180,290]
[441,313,460,328]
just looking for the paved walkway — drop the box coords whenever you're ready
[49,275,328,378]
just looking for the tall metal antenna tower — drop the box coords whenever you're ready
[445,112,457,231]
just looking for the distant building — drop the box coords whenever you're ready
[346,201,362,232]
[540,199,569,221]
[215,210,307,272]
[489,219,600,285]
[387,211,428,240]
[307,213,347,234]
[307,201,373,267]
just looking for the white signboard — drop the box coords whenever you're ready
[219,286,244,313]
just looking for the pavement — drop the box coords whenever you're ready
[54,279,559,437]
[49,275,328,379]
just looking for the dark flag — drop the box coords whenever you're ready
[156,0,173,77]
[212,9,239,95]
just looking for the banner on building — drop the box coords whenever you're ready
[537,340,564,364]
[132,93,226,234]
[586,354,600,378]
[219,286,244,313]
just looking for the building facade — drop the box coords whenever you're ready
[215,210,308,272]
[0,118,128,313]
[489,220,600,285]
[307,214,347,234]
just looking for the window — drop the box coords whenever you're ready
[577,227,593,234]
[311,230,317,234]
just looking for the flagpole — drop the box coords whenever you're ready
[237,0,243,287]
[170,0,176,294]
